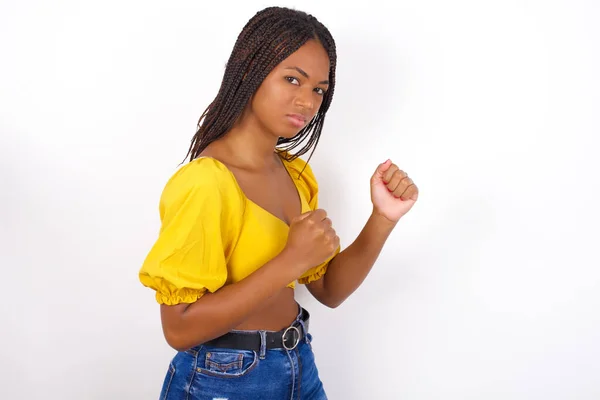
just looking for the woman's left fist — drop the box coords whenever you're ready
[370,159,418,222]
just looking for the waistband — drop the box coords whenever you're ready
[200,306,310,352]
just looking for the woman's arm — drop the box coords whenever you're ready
[307,159,419,308]
[306,211,396,308]
[160,209,339,351]
[161,251,300,351]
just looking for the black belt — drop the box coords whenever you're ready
[203,308,310,351]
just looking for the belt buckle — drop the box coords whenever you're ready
[282,325,301,350]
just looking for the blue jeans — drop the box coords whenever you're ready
[159,310,328,399]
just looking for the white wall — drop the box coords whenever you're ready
[2,0,599,398]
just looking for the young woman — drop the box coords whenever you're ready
[139,6,418,399]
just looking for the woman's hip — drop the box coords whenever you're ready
[159,307,326,399]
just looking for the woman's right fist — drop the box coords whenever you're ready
[284,209,340,274]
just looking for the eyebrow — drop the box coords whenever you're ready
[285,66,329,85]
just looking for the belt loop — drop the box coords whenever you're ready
[259,330,267,359]
[297,319,309,343]
[296,306,308,343]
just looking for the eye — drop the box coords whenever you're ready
[314,87,327,96]
[285,76,300,85]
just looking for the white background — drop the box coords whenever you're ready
[2,0,599,399]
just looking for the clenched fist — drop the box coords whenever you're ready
[283,209,339,274]
[370,159,419,222]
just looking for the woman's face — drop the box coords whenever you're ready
[247,39,331,139]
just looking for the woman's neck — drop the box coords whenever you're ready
[219,119,281,171]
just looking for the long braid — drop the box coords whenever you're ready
[184,7,337,165]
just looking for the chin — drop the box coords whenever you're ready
[273,125,303,140]
[278,130,302,140]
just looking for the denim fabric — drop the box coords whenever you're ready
[159,311,327,399]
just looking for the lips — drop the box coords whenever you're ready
[286,113,307,128]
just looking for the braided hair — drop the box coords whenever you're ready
[184,6,337,164]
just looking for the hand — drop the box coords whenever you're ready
[370,159,419,223]
[283,209,340,274]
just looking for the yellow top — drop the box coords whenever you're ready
[138,154,340,305]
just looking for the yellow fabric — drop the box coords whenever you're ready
[139,153,340,305]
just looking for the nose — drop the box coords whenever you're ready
[294,89,314,112]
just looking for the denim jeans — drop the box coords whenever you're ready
[159,310,328,399]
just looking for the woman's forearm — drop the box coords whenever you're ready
[318,211,397,307]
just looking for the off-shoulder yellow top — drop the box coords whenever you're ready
[138,153,340,305]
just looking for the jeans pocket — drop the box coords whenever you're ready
[197,347,258,378]
[159,362,176,400]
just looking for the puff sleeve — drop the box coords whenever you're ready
[138,159,243,305]
[292,160,341,285]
